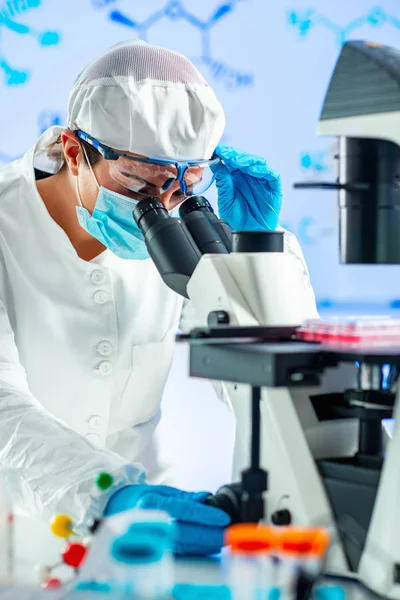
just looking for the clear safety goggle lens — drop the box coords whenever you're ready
[108,155,219,198]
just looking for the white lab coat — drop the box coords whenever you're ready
[0,127,317,531]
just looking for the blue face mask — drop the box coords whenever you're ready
[75,154,150,260]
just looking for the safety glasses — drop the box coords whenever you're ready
[76,130,220,198]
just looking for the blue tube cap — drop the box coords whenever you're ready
[75,580,112,593]
[111,520,175,565]
[314,585,346,600]
[173,584,230,599]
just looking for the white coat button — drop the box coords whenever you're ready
[93,290,108,304]
[97,341,113,356]
[98,360,113,376]
[84,433,101,447]
[88,415,102,429]
[91,269,106,285]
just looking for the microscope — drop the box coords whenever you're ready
[133,41,400,599]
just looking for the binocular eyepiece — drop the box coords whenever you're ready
[132,195,284,297]
[132,196,232,298]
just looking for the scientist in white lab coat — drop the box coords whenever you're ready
[0,40,316,555]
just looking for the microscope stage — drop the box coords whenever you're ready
[188,337,400,387]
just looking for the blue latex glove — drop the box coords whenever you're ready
[213,145,282,231]
[104,484,230,556]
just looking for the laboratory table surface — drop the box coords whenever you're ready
[0,514,382,599]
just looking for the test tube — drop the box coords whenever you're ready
[296,528,330,600]
[110,510,175,599]
[278,527,330,600]
[224,523,278,600]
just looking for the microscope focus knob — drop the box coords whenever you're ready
[204,483,242,524]
[207,310,230,327]
[271,509,292,526]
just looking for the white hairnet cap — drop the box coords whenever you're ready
[67,40,225,161]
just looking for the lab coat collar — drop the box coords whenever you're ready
[20,126,104,261]
[28,125,66,176]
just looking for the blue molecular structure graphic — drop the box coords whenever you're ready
[298,216,334,245]
[280,216,334,246]
[300,150,328,173]
[0,0,60,86]
[0,109,64,164]
[287,6,400,46]
[38,109,63,134]
[92,0,253,90]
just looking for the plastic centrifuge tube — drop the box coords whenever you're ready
[110,510,175,599]
[279,527,330,600]
[225,524,278,600]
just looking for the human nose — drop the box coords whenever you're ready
[159,180,185,211]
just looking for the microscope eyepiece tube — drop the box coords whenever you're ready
[133,196,170,235]
[179,196,233,252]
[178,195,214,218]
[132,197,201,298]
